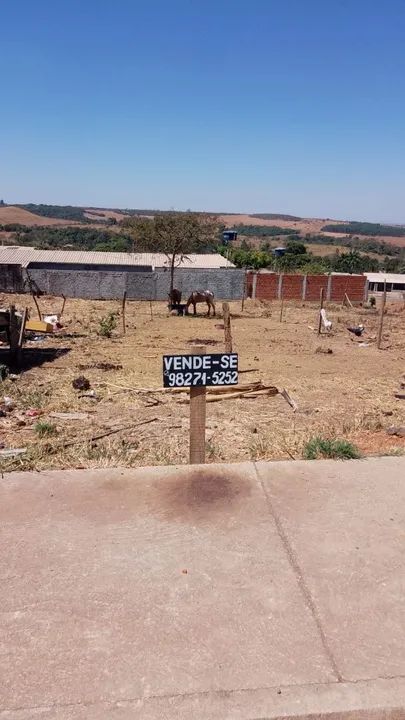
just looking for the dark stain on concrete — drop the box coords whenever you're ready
[158,467,251,523]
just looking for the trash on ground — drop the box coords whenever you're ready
[72,376,90,391]
[347,324,365,337]
[77,362,123,371]
[3,397,14,410]
[320,309,332,332]
[79,390,98,400]
[26,408,42,417]
[43,315,63,331]
[315,346,333,354]
[25,319,54,334]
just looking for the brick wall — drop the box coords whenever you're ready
[305,275,329,301]
[255,273,278,300]
[281,274,304,300]
[330,274,366,302]
[248,272,367,303]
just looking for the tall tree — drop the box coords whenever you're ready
[123,212,220,298]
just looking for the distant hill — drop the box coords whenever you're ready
[0,205,78,227]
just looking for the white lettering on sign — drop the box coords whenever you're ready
[163,353,239,388]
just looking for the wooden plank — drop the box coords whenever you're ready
[377,280,387,349]
[222,302,232,352]
[189,345,206,464]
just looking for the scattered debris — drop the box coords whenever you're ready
[26,408,42,417]
[315,346,333,354]
[394,392,405,400]
[386,426,405,438]
[3,397,14,410]
[0,448,27,458]
[77,362,123,371]
[347,324,365,337]
[72,376,90,391]
[49,412,90,421]
[358,342,371,348]
[8,374,19,381]
[79,390,99,400]
[382,410,393,416]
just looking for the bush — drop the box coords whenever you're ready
[98,312,117,338]
[303,437,361,460]
[369,296,376,307]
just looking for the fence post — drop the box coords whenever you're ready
[222,302,233,352]
[252,272,258,300]
[302,275,307,301]
[317,287,324,335]
[278,274,283,300]
[377,281,387,350]
[326,274,332,301]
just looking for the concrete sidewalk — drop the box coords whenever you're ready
[1,457,404,719]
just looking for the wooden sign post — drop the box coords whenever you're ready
[377,280,387,350]
[162,350,239,465]
[189,346,206,464]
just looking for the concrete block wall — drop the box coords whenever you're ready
[23,267,245,301]
[248,272,367,303]
[0,265,24,293]
[155,268,245,301]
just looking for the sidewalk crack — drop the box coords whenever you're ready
[253,462,343,682]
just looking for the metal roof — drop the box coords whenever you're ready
[0,247,234,269]
[365,272,405,284]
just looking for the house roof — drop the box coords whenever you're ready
[365,272,405,284]
[0,247,235,269]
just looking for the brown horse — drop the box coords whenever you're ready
[186,290,216,317]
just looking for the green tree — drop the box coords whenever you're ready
[123,212,220,298]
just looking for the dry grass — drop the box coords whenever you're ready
[0,206,79,227]
[0,292,404,471]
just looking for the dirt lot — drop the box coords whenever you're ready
[0,293,404,471]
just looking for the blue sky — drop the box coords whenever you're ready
[1,0,404,222]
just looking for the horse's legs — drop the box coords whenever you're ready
[212,301,216,317]
[193,302,197,315]
[206,299,211,316]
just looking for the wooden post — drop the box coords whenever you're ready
[189,345,206,464]
[60,294,66,318]
[279,290,284,323]
[9,305,19,366]
[16,307,28,368]
[377,280,387,350]
[241,270,247,312]
[121,291,127,335]
[222,302,233,352]
[149,299,153,321]
[32,293,41,320]
[317,287,324,335]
